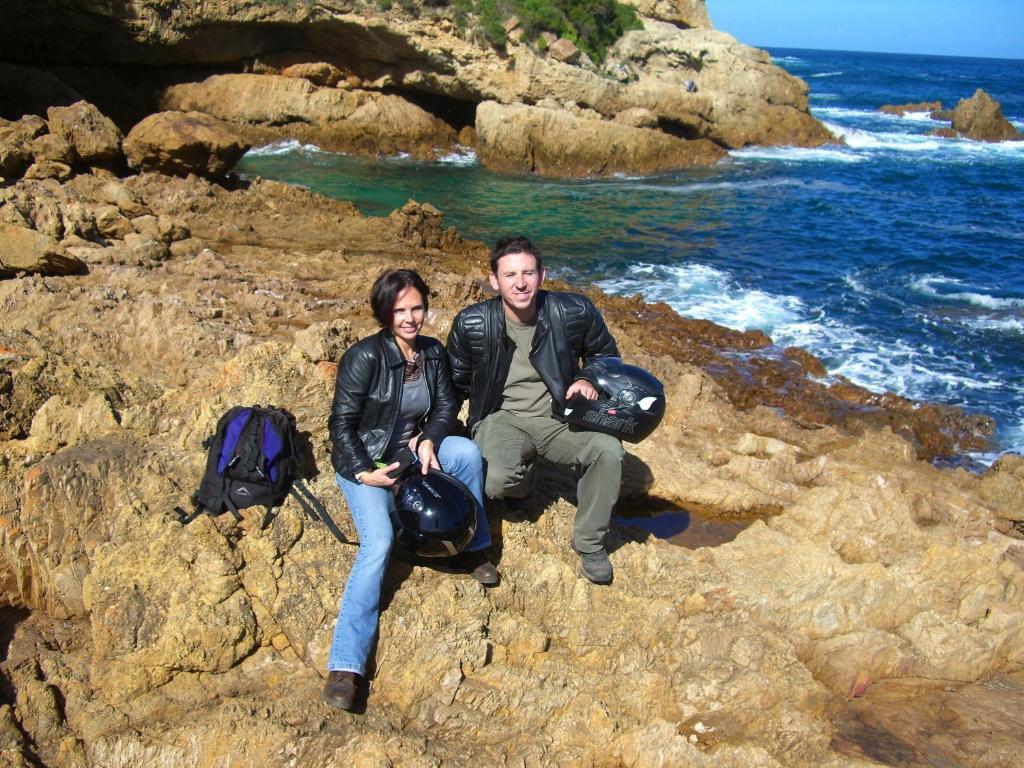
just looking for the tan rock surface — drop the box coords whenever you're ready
[161,74,457,157]
[608,24,835,148]
[951,88,1021,142]
[123,110,251,178]
[476,100,725,176]
[46,101,123,165]
[0,160,1021,766]
[0,222,84,277]
[0,1,832,176]
[626,0,710,28]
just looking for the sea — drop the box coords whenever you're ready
[235,47,1024,464]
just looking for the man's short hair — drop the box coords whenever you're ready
[490,235,543,274]
[369,269,430,327]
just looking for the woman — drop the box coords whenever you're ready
[324,268,498,711]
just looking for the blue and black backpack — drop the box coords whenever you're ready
[181,405,347,543]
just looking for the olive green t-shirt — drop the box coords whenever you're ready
[502,318,551,418]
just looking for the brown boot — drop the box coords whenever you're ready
[450,550,500,586]
[322,670,357,711]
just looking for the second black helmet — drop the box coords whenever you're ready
[390,469,479,557]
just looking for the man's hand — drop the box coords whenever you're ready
[566,379,598,401]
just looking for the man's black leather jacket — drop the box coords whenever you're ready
[446,290,619,431]
[329,330,457,481]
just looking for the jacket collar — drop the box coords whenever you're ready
[378,328,439,366]
[493,290,550,335]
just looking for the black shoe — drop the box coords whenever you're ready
[323,670,357,710]
[450,550,500,586]
[575,547,613,584]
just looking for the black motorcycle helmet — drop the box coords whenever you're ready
[390,468,479,557]
[562,358,666,443]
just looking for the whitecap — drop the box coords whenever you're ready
[898,110,942,123]
[243,139,327,157]
[813,106,883,121]
[823,123,943,152]
[959,316,1024,334]
[910,275,1024,310]
[596,261,1021,453]
[809,71,844,78]
[729,145,865,164]
[436,147,478,166]
[596,262,804,335]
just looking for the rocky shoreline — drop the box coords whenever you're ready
[1,95,1023,765]
[2,2,1024,765]
[1,0,835,178]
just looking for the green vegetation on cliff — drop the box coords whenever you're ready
[452,0,641,63]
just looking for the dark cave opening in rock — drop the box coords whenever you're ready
[388,88,478,134]
[657,117,706,142]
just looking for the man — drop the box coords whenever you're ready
[446,235,624,583]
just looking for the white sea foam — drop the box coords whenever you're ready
[843,271,873,296]
[899,110,940,123]
[911,275,1024,310]
[598,262,1012,410]
[436,148,478,166]
[729,145,865,164]
[960,316,1024,334]
[824,122,944,152]
[809,71,844,78]
[244,139,327,157]
[813,106,883,121]
[773,56,806,65]
[596,262,804,334]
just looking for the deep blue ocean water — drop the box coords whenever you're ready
[236,48,1024,461]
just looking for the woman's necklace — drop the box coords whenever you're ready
[402,349,422,382]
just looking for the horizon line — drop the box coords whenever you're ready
[751,43,1024,64]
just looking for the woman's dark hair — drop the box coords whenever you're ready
[490,235,543,274]
[370,269,430,328]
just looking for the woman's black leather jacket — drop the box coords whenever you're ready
[329,330,457,482]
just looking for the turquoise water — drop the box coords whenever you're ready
[236,48,1024,461]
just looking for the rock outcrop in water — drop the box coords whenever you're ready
[0,0,834,177]
[881,90,1021,143]
[950,89,1022,142]
[1,103,1023,768]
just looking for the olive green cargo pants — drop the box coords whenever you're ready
[473,410,624,553]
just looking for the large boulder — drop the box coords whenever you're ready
[45,101,123,165]
[0,222,84,278]
[475,100,725,177]
[160,73,457,156]
[0,116,46,180]
[951,89,1021,142]
[123,111,250,178]
[624,0,711,28]
[607,25,836,148]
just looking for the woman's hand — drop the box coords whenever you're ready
[415,438,441,475]
[356,463,401,488]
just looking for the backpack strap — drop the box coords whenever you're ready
[289,480,352,545]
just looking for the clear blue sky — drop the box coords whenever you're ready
[709,1,1024,60]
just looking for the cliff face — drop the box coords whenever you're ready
[0,0,833,177]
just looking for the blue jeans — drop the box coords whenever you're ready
[327,435,490,675]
